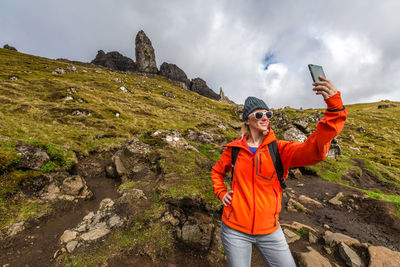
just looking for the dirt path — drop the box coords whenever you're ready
[0,156,120,267]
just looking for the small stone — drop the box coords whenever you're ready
[297,183,304,187]
[283,228,301,244]
[119,86,131,93]
[60,230,77,244]
[329,192,344,206]
[324,246,332,255]
[323,231,360,247]
[324,224,330,229]
[53,68,66,75]
[298,195,323,208]
[61,248,66,253]
[297,246,332,267]
[309,232,318,244]
[112,77,122,83]
[9,76,18,80]
[63,95,73,101]
[338,242,364,267]
[67,65,77,72]
[7,221,25,236]
[66,240,79,253]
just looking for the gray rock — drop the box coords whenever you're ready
[190,77,220,100]
[3,44,17,51]
[61,175,85,195]
[219,87,233,103]
[15,143,50,170]
[159,62,190,88]
[338,242,364,267]
[80,228,110,241]
[9,76,18,80]
[152,130,198,151]
[53,68,66,75]
[118,86,132,93]
[283,127,307,142]
[91,50,137,72]
[60,230,78,244]
[294,119,310,133]
[7,221,25,236]
[67,65,77,72]
[66,240,78,253]
[135,30,157,74]
[177,218,214,249]
[326,139,341,159]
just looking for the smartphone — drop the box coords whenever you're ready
[308,64,326,82]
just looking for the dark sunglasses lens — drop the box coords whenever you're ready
[255,112,264,119]
[266,111,272,118]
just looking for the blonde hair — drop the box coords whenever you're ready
[239,121,269,140]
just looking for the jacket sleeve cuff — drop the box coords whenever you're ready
[325,92,344,111]
[217,190,227,200]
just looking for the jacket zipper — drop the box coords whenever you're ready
[251,157,256,234]
[227,183,234,220]
[273,187,279,226]
[259,154,262,174]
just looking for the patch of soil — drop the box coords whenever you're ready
[281,174,400,251]
[342,159,399,193]
[0,153,120,267]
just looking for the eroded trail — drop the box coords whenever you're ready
[0,155,120,267]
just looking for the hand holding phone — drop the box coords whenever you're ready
[308,64,338,99]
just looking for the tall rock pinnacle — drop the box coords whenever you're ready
[135,30,158,74]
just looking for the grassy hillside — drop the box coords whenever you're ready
[1,48,400,264]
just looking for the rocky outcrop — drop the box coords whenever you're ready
[110,138,152,181]
[283,127,307,142]
[152,130,197,151]
[40,174,93,201]
[219,87,233,104]
[368,246,400,267]
[58,198,124,254]
[135,30,158,74]
[190,78,220,100]
[15,143,50,170]
[159,62,190,89]
[3,44,17,51]
[91,50,137,72]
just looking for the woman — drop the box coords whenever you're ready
[211,77,347,267]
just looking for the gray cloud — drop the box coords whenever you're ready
[1,0,399,108]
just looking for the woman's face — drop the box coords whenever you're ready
[245,109,270,132]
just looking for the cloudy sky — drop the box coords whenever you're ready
[1,0,399,108]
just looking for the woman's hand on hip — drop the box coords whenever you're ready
[222,190,234,206]
[312,76,338,99]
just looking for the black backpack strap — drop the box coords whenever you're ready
[268,140,287,189]
[231,147,240,183]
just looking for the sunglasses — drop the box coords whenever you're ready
[249,111,273,120]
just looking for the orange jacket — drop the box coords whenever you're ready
[211,92,347,235]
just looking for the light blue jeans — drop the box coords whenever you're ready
[220,222,296,267]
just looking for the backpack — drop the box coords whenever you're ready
[231,140,287,189]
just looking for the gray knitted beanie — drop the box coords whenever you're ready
[242,96,269,121]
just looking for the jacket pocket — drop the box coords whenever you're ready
[255,150,276,181]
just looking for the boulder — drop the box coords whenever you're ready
[91,50,137,72]
[296,246,332,267]
[52,68,66,75]
[3,44,17,51]
[111,138,152,178]
[15,143,50,170]
[283,127,307,142]
[294,119,310,133]
[287,198,307,212]
[66,240,78,253]
[323,231,360,247]
[289,168,302,179]
[177,213,214,250]
[80,228,110,241]
[60,230,78,244]
[338,242,364,267]
[190,77,220,100]
[368,246,400,267]
[159,62,190,89]
[326,138,341,159]
[135,30,158,74]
